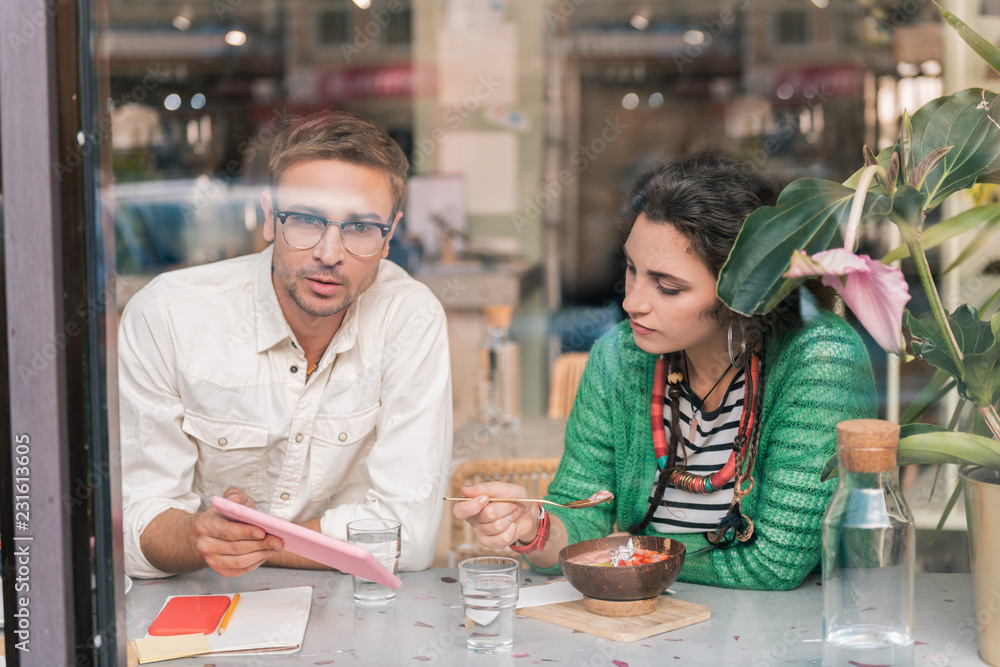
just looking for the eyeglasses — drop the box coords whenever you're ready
[272,209,393,257]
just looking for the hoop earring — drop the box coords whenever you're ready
[728,323,747,369]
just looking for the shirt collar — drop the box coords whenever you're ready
[253,244,363,356]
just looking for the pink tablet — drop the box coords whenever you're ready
[211,496,402,589]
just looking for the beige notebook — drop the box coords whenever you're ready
[134,586,313,664]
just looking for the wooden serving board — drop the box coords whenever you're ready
[518,596,711,643]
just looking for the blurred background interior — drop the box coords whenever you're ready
[102,0,1000,572]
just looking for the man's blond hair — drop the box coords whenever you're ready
[269,110,408,213]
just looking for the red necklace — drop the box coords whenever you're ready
[650,353,760,494]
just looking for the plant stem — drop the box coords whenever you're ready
[903,229,964,367]
[984,404,1000,441]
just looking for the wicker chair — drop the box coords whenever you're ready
[447,457,561,567]
[546,352,589,419]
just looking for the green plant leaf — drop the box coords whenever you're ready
[942,214,1000,275]
[899,369,956,424]
[929,482,964,545]
[900,111,915,184]
[717,179,886,315]
[939,4,1000,77]
[882,204,1000,263]
[889,184,925,231]
[821,425,1000,481]
[910,88,1000,209]
[908,304,1000,405]
[898,429,1000,470]
[911,146,954,190]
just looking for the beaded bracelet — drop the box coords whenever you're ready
[509,504,549,554]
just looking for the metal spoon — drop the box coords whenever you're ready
[442,492,614,510]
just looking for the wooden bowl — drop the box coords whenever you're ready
[558,536,686,617]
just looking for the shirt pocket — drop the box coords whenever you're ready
[308,404,380,503]
[182,410,269,498]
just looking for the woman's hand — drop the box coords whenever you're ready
[452,482,537,550]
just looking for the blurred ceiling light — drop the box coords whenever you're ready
[921,60,942,76]
[776,83,795,100]
[811,0,829,7]
[172,4,193,30]
[353,0,372,7]
[683,30,705,46]
[897,61,920,77]
[164,94,182,111]
[191,93,206,110]
[630,14,650,30]
[225,30,247,46]
[649,92,664,108]
[622,93,640,110]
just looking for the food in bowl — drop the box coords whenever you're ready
[558,535,686,617]
[567,538,672,566]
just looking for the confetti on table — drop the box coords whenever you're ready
[734,636,740,641]
[414,621,433,628]
[514,653,530,658]
[411,657,431,662]
[612,661,629,667]
[440,576,457,583]
[413,595,434,600]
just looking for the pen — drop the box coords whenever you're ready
[218,593,240,635]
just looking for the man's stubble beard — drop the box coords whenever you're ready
[277,263,379,319]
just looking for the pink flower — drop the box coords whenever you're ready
[787,248,910,353]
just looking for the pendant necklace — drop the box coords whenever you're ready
[682,352,733,443]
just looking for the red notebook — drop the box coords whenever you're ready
[147,595,233,636]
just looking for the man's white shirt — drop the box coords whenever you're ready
[119,245,452,578]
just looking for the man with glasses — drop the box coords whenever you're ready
[120,111,452,578]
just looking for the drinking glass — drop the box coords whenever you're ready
[347,518,401,607]
[459,557,519,654]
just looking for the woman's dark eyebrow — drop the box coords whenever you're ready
[623,249,690,286]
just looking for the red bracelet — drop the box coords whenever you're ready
[509,504,549,554]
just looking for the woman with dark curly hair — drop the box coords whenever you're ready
[454,153,877,590]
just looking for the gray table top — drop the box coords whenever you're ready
[126,568,979,666]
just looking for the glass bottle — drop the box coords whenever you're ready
[478,305,520,428]
[822,419,915,667]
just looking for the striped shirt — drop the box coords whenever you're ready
[649,368,745,533]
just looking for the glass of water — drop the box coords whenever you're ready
[347,518,401,607]
[459,557,520,654]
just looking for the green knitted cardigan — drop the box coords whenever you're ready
[537,310,876,591]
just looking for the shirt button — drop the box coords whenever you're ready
[218,437,228,447]
[280,493,290,501]
[295,433,304,443]
[290,365,298,373]
[338,433,348,442]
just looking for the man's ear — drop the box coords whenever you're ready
[381,210,403,259]
[260,190,276,243]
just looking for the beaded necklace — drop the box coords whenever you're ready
[647,350,763,545]
[306,362,319,380]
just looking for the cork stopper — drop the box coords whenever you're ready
[484,305,514,329]
[836,419,900,473]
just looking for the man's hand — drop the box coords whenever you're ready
[193,487,284,577]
